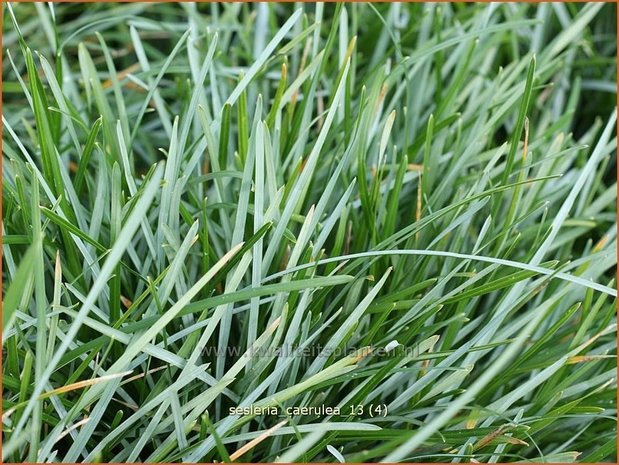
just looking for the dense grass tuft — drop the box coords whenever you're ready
[2,2,617,462]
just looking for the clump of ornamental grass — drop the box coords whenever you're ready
[2,2,617,463]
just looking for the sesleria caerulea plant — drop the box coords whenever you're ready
[2,2,616,462]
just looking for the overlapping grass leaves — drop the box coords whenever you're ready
[2,2,616,463]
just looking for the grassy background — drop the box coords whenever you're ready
[2,2,617,462]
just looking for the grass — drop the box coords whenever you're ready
[1,2,617,462]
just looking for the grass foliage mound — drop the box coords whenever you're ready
[2,2,617,462]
